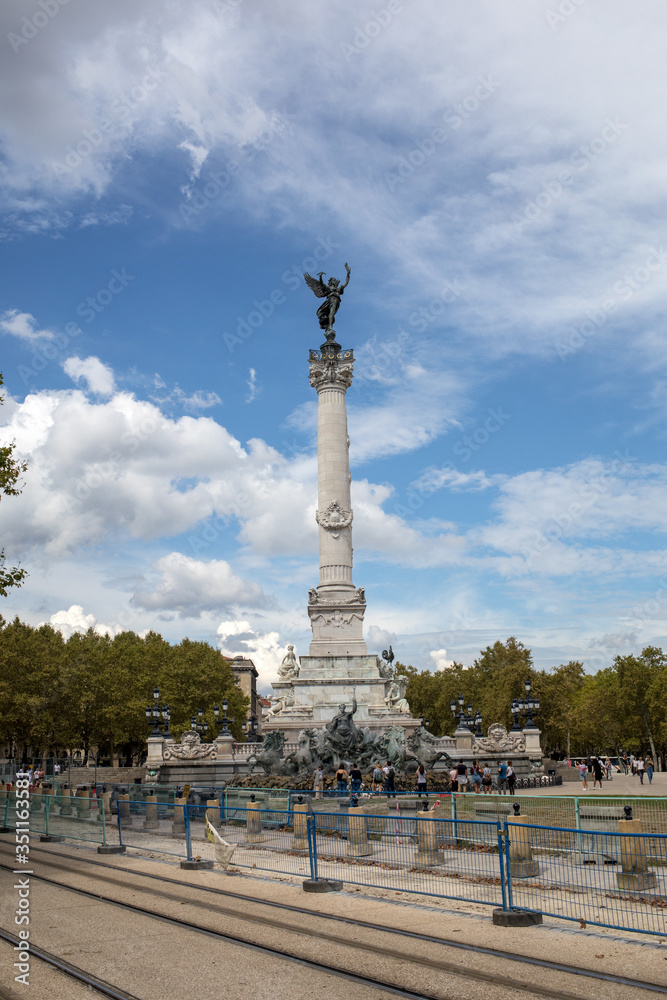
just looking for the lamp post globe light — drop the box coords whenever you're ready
[146,687,170,736]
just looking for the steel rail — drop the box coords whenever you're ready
[0,925,141,1000]
[0,857,663,999]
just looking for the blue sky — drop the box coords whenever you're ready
[1,1,667,691]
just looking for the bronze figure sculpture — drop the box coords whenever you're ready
[304,263,351,334]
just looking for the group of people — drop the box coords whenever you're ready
[320,762,400,799]
[575,754,655,788]
[14,765,56,786]
[449,759,517,795]
[624,754,655,784]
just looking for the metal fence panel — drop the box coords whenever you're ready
[505,822,667,937]
[192,806,312,879]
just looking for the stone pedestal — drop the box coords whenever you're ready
[245,801,265,844]
[291,802,309,851]
[506,813,539,878]
[454,726,474,753]
[146,736,165,768]
[75,788,92,820]
[142,794,160,830]
[347,805,373,857]
[522,725,542,755]
[415,813,445,866]
[617,818,657,890]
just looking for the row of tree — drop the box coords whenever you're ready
[0,618,248,765]
[402,637,667,760]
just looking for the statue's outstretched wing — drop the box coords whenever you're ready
[304,272,328,298]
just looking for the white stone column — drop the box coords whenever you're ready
[308,341,366,656]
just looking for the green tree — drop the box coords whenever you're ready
[613,647,667,763]
[536,661,585,756]
[0,374,28,595]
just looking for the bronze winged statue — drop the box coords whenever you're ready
[304,263,351,333]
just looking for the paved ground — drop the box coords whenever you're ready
[517,771,667,797]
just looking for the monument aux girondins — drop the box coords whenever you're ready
[264,263,419,738]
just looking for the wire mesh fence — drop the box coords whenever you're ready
[505,821,667,938]
[0,788,111,845]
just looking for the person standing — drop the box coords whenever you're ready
[449,765,458,794]
[350,762,362,795]
[592,757,603,789]
[416,764,427,798]
[646,757,654,784]
[497,761,508,795]
[54,762,61,778]
[383,761,396,799]
[578,760,588,790]
[622,755,628,775]
[471,760,482,794]
[456,760,468,793]
[506,760,516,796]
[371,764,384,793]
[482,763,492,794]
[335,764,349,797]
[637,757,646,785]
[313,765,324,799]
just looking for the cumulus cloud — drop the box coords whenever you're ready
[132,553,267,617]
[216,619,288,692]
[41,604,117,639]
[430,648,455,671]
[63,356,116,396]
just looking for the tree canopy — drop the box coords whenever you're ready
[0,373,28,596]
[0,619,248,763]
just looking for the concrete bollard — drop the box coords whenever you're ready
[97,791,111,824]
[172,796,187,834]
[617,814,657,890]
[291,800,309,851]
[245,800,265,844]
[415,811,445,866]
[75,787,92,820]
[143,794,160,830]
[347,804,373,858]
[506,809,539,878]
[205,798,221,830]
[117,793,133,828]
[59,787,72,817]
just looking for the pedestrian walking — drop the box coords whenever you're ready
[482,764,492,794]
[471,760,482,794]
[506,760,516,795]
[622,755,628,775]
[449,765,459,794]
[350,762,362,794]
[54,762,61,777]
[416,764,427,798]
[630,754,636,776]
[646,757,654,784]
[592,757,603,789]
[335,764,349,797]
[313,765,324,799]
[637,757,646,784]
[604,757,612,781]
[578,760,588,790]
[497,760,508,795]
[383,761,396,799]
[371,764,384,793]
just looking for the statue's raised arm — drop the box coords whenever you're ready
[304,263,351,334]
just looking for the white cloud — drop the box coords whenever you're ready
[0,310,54,342]
[132,553,267,617]
[216,619,287,692]
[430,648,455,671]
[42,604,117,639]
[62,356,116,396]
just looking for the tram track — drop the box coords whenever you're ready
[0,842,664,1000]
